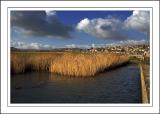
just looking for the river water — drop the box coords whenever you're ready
[11,64,141,103]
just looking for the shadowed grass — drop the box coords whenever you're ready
[11,52,63,74]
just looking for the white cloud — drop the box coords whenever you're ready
[76,18,90,30]
[76,17,126,40]
[65,40,148,49]
[65,44,91,49]
[76,10,150,40]
[45,10,56,16]
[65,44,76,48]
[118,39,149,45]
[107,40,149,46]
[124,10,150,34]
[11,41,54,50]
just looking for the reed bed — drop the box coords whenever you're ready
[11,52,129,76]
[50,52,129,77]
[11,52,63,74]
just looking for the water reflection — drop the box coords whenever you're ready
[11,64,141,103]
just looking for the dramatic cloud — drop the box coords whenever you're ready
[11,11,73,38]
[76,18,127,40]
[11,41,54,49]
[77,10,150,40]
[124,10,150,34]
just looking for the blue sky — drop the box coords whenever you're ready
[11,10,150,49]
[56,11,133,25]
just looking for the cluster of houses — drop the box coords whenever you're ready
[61,44,150,60]
[89,44,150,58]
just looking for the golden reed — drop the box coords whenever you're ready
[11,52,129,76]
[11,52,62,74]
[49,52,129,77]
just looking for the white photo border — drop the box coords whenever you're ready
[1,1,159,113]
[7,7,153,107]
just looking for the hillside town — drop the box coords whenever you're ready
[11,44,150,61]
[89,44,150,60]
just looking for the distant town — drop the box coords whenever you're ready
[66,44,150,60]
[11,43,150,61]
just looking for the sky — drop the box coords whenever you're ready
[11,10,150,49]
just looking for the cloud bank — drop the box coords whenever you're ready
[11,11,73,38]
[76,18,127,40]
[65,40,148,49]
[11,10,150,47]
[124,10,150,34]
[11,41,54,50]
[77,10,150,40]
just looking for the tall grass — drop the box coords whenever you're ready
[11,52,129,76]
[11,52,62,74]
[50,52,129,76]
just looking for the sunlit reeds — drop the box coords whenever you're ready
[11,52,62,74]
[50,52,129,76]
[11,52,129,76]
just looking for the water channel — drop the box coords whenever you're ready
[11,63,141,103]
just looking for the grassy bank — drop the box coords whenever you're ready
[129,56,150,65]
[11,52,129,76]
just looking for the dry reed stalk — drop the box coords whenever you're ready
[11,52,62,74]
[50,52,129,77]
[11,52,128,76]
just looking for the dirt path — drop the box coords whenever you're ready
[142,64,150,102]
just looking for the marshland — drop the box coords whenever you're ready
[11,52,141,103]
[10,10,150,103]
[11,52,129,76]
